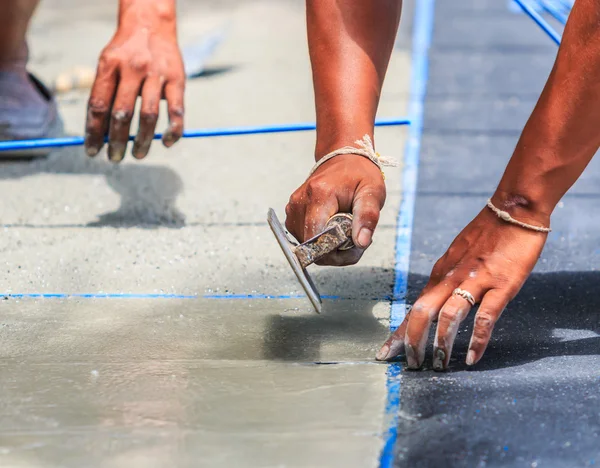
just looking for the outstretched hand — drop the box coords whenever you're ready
[376,206,548,370]
[84,5,184,162]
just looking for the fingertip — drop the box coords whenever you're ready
[107,144,126,163]
[405,344,419,369]
[356,227,373,249]
[466,349,477,366]
[85,145,99,157]
[433,348,446,371]
[376,344,390,361]
[132,140,150,159]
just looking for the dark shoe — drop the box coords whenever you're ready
[0,71,62,158]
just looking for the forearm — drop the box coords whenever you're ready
[493,0,600,225]
[306,0,402,159]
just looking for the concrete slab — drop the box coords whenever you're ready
[0,0,411,466]
[0,299,388,467]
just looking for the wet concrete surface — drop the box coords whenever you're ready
[0,1,410,466]
[395,1,600,467]
[1,299,388,467]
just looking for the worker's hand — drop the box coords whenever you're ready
[285,154,386,266]
[84,8,184,162]
[376,206,547,370]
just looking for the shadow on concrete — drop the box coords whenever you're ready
[0,143,186,228]
[406,271,600,372]
[262,266,394,362]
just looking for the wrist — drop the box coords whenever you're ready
[489,189,553,229]
[315,125,375,162]
[118,0,176,30]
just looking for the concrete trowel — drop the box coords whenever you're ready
[267,208,354,313]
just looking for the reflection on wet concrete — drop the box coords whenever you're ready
[0,298,389,467]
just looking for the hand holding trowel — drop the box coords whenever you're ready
[268,135,398,313]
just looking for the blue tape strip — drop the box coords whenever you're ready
[513,0,562,44]
[0,118,410,152]
[378,0,435,467]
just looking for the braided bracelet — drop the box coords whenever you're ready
[309,135,398,180]
[486,198,551,233]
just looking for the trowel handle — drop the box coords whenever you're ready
[295,212,355,268]
[326,213,354,251]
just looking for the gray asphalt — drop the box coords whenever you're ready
[394,1,600,467]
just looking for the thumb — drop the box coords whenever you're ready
[351,184,385,249]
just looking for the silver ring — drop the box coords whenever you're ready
[453,288,476,306]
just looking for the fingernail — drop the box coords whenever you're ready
[433,348,446,371]
[86,146,99,157]
[357,228,373,248]
[132,140,149,159]
[376,344,390,361]
[405,344,419,369]
[466,350,476,366]
[108,145,125,163]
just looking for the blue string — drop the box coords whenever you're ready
[538,0,568,24]
[513,0,562,45]
[0,118,410,152]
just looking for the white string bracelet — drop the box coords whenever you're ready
[309,135,399,180]
[486,198,551,233]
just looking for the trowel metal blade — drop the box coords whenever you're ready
[267,209,322,313]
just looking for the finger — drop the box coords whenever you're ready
[132,77,163,159]
[303,198,339,242]
[432,281,487,371]
[403,281,458,368]
[466,290,510,366]
[376,310,411,361]
[285,193,307,244]
[107,74,142,162]
[162,80,185,148]
[377,268,458,362]
[84,59,117,157]
[352,183,385,249]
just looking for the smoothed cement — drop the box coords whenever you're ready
[0,0,410,466]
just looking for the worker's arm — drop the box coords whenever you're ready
[378,0,600,370]
[84,0,184,162]
[285,0,402,266]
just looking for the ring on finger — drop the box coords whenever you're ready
[452,288,476,306]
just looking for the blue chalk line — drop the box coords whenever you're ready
[379,0,435,467]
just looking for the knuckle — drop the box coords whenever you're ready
[474,312,495,332]
[306,179,331,199]
[288,191,306,207]
[111,109,133,123]
[129,58,150,74]
[439,307,459,323]
[87,99,109,117]
[140,111,159,125]
[97,51,118,71]
[168,106,185,119]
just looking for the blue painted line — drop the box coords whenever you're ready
[2,292,398,301]
[0,117,410,152]
[379,0,435,467]
[203,293,341,300]
[514,0,562,45]
[3,293,197,299]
